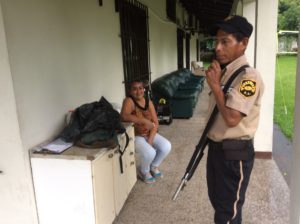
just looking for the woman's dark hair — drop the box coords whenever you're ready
[129,79,144,87]
[125,79,145,97]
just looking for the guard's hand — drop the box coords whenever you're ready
[205,60,222,91]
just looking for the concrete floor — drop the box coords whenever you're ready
[113,83,290,224]
[273,123,293,187]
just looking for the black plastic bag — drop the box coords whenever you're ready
[59,97,125,148]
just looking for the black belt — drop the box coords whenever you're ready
[208,138,254,160]
[208,138,253,145]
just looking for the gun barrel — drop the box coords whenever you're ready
[172,178,187,201]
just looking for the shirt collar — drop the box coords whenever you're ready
[224,55,248,73]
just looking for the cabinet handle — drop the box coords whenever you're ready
[130,161,135,166]
[130,152,134,155]
[0,170,3,174]
[108,153,114,158]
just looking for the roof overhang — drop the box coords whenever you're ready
[179,0,239,35]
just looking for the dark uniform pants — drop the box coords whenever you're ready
[207,139,254,224]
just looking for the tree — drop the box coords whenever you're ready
[278,0,300,31]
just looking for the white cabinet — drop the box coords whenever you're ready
[123,126,137,193]
[30,124,136,224]
[113,125,136,214]
[92,150,116,224]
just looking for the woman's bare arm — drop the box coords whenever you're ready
[147,100,159,145]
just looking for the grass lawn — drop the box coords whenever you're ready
[274,55,297,140]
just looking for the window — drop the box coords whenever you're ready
[118,0,150,95]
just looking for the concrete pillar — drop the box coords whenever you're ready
[290,27,300,224]
[243,0,256,67]
[0,3,37,223]
[246,0,278,153]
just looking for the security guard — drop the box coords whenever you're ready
[205,15,264,223]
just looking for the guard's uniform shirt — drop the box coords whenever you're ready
[207,55,264,142]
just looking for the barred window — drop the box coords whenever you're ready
[118,0,150,95]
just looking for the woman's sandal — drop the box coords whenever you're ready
[150,167,163,178]
[138,171,156,184]
[143,175,156,184]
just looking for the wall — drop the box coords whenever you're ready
[140,0,178,81]
[244,0,278,152]
[243,1,256,67]
[0,3,37,223]
[290,28,300,224]
[255,0,278,152]
[1,0,125,150]
[190,34,198,64]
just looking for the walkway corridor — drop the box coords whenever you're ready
[114,83,290,224]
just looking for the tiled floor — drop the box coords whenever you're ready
[113,83,290,224]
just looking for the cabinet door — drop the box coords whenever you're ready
[113,147,128,215]
[92,151,115,224]
[124,127,137,194]
[113,125,137,215]
[31,158,95,224]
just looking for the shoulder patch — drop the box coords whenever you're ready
[239,79,256,97]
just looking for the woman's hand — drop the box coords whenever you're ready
[147,135,154,145]
[141,118,155,131]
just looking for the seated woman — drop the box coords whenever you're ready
[120,80,171,184]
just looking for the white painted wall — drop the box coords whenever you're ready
[190,34,198,64]
[0,3,37,224]
[290,28,300,224]
[140,0,178,81]
[1,0,125,150]
[243,1,256,67]
[244,0,278,152]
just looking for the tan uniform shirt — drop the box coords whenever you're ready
[207,55,265,142]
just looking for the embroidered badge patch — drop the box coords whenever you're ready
[239,80,256,97]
